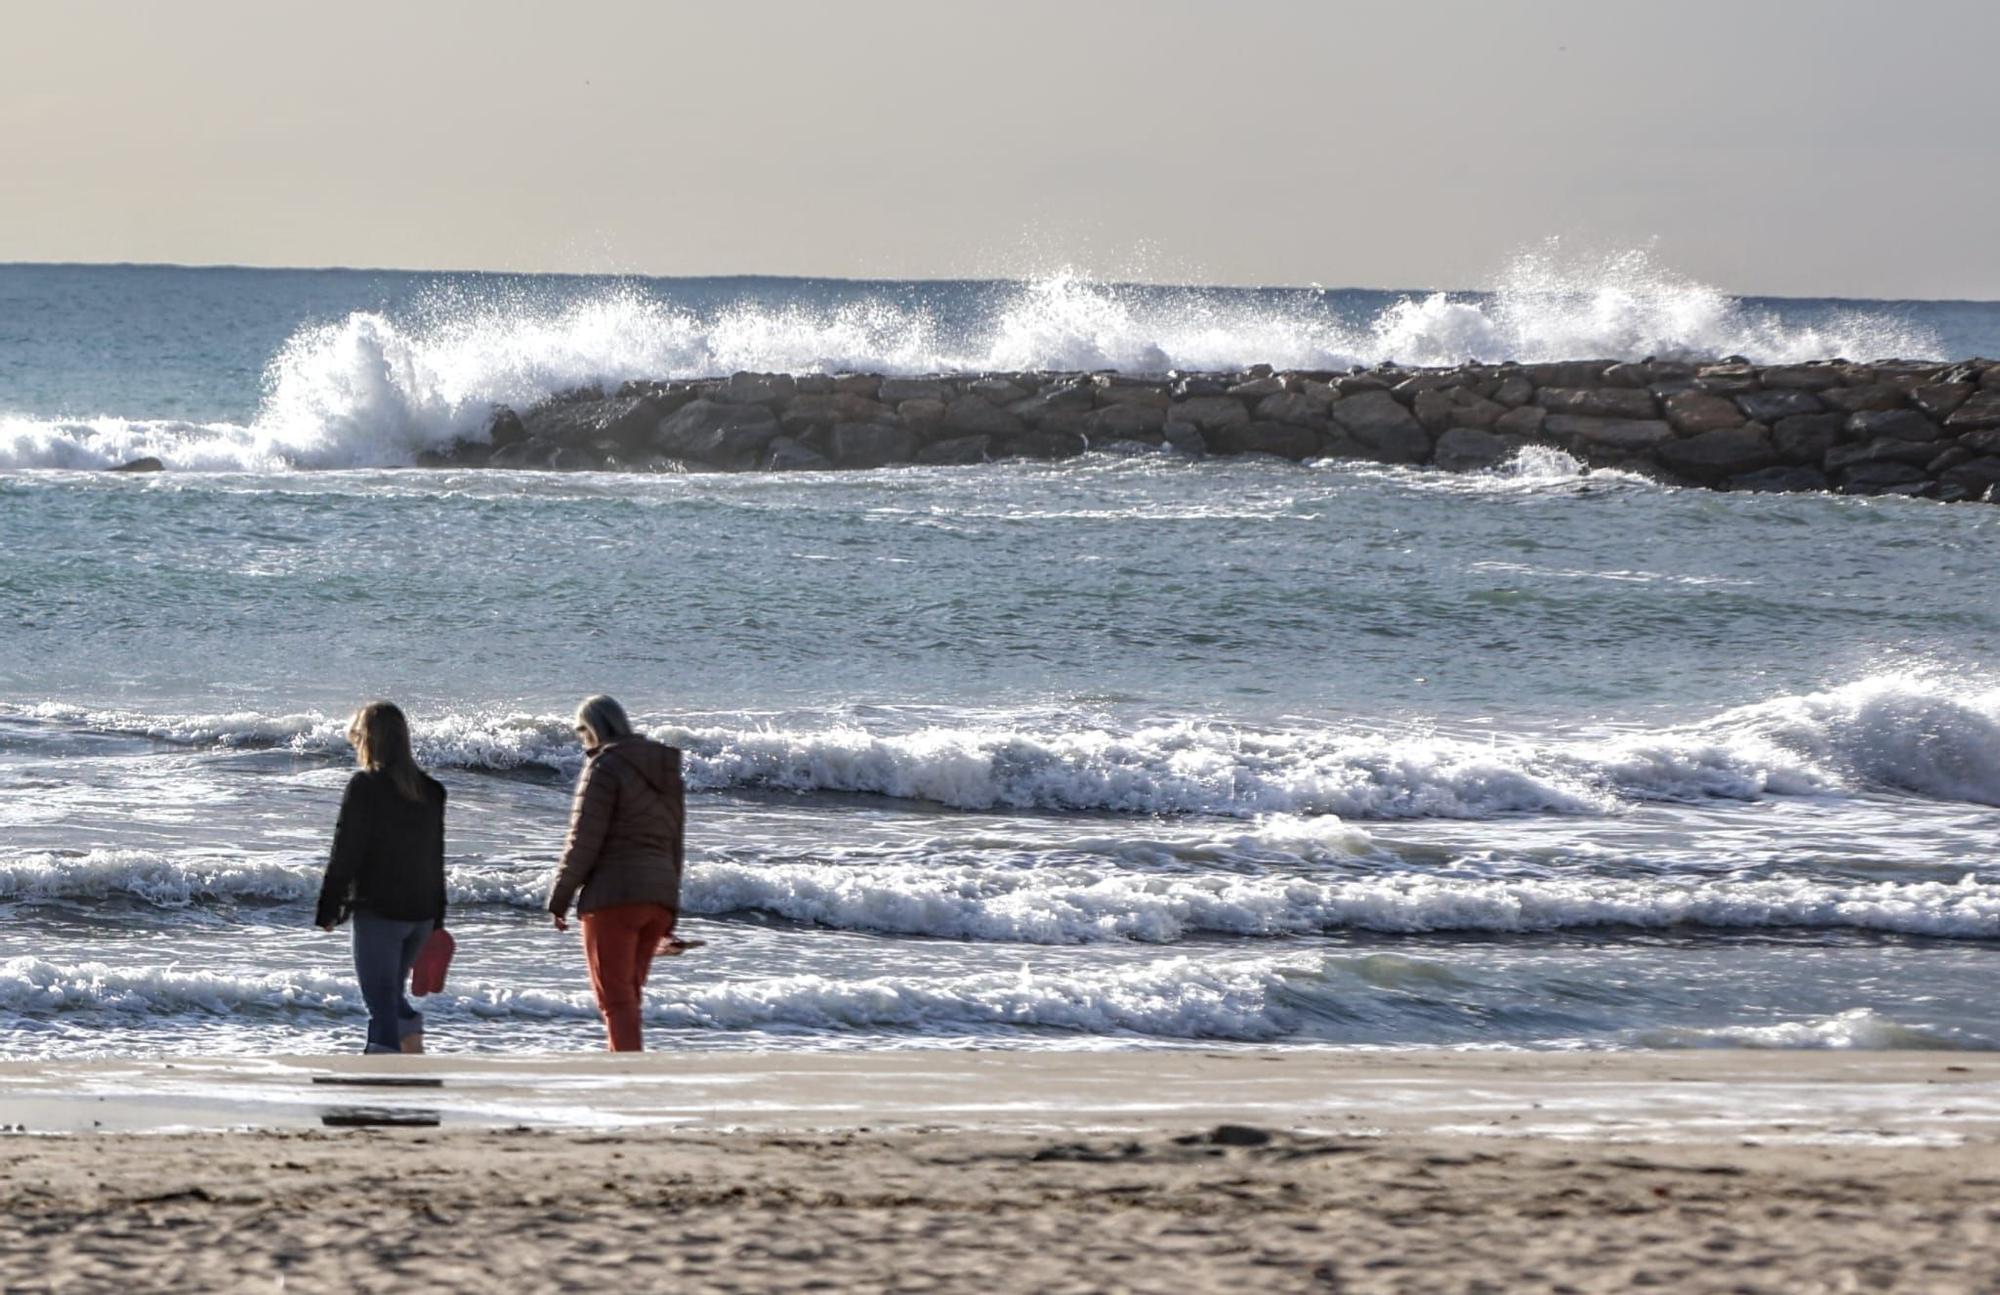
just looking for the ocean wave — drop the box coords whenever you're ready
[0,246,1943,471]
[7,956,1985,1049]
[16,673,2000,818]
[8,850,1996,943]
[0,953,1326,1042]
[1627,1008,1970,1051]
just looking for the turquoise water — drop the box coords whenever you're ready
[2,263,1997,1057]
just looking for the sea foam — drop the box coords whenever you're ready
[17,673,1999,818]
[4,955,1982,1049]
[8,849,1996,943]
[0,953,1324,1042]
[0,247,1945,471]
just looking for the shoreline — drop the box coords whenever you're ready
[4,1048,1996,1143]
[5,1049,1998,1292]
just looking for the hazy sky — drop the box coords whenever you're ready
[4,0,1997,298]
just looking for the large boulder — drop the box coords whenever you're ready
[1433,427,1514,473]
[1492,374,1536,407]
[1727,465,1829,493]
[490,437,560,469]
[1162,421,1206,455]
[1772,413,1846,464]
[1009,385,1096,424]
[713,372,798,405]
[830,422,918,469]
[1166,395,1251,431]
[1694,364,1761,395]
[1523,361,1612,388]
[1535,387,1658,420]
[994,428,1088,460]
[1664,391,1746,435]
[966,377,1029,405]
[1411,390,1455,432]
[521,395,662,454]
[942,395,1026,437]
[1757,365,1845,391]
[780,393,894,432]
[878,377,951,403]
[1825,437,1938,470]
[1255,391,1326,426]
[1939,456,2000,500]
[915,435,990,466]
[1542,416,1675,451]
[897,398,948,433]
[1846,409,1942,442]
[1087,402,1167,441]
[1820,384,1906,413]
[1944,392,2000,431]
[1654,425,1777,481]
[654,399,782,468]
[1911,382,1976,419]
[1492,405,1547,437]
[764,437,832,472]
[1329,390,1431,462]
[832,374,884,399]
[1094,379,1171,409]
[1443,391,1507,430]
[1735,389,1824,422]
[1207,421,1320,460]
[1837,461,1931,494]
[110,456,166,473]
[487,407,529,447]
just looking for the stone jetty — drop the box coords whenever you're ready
[415,358,2000,501]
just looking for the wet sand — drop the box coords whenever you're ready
[3,1050,1998,1293]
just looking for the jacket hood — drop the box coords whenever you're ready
[598,736,678,795]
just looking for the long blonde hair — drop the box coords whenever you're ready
[348,701,428,801]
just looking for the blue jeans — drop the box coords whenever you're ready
[351,910,429,1054]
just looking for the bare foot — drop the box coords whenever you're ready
[400,1033,425,1055]
[658,938,706,957]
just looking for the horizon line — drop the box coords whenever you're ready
[2,259,1995,308]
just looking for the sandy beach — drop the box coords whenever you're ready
[4,1049,1998,1293]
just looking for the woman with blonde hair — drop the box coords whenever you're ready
[315,701,449,1054]
[547,694,688,1052]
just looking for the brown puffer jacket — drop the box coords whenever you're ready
[547,737,686,918]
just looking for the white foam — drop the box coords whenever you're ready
[0,246,1946,471]
[14,671,2000,818]
[0,850,319,907]
[8,848,1996,944]
[690,863,2000,943]
[1630,1008,1966,1051]
[0,953,1321,1041]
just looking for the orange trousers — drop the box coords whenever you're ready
[580,902,675,1052]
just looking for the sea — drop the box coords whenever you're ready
[2,252,1997,1058]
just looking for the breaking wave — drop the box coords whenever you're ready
[1628,1008,1968,1051]
[0,953,1334,1042]
[6,955,1985,1049]
[14,673,2000,819]
[7,849,1996,943]
[0,246,1945,471]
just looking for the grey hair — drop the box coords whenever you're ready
[575,694,635,746]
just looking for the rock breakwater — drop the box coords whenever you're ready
[414,358,2000,500]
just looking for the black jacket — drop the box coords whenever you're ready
[315,769,448,929]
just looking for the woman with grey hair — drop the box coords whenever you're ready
[546,694,690,1051]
